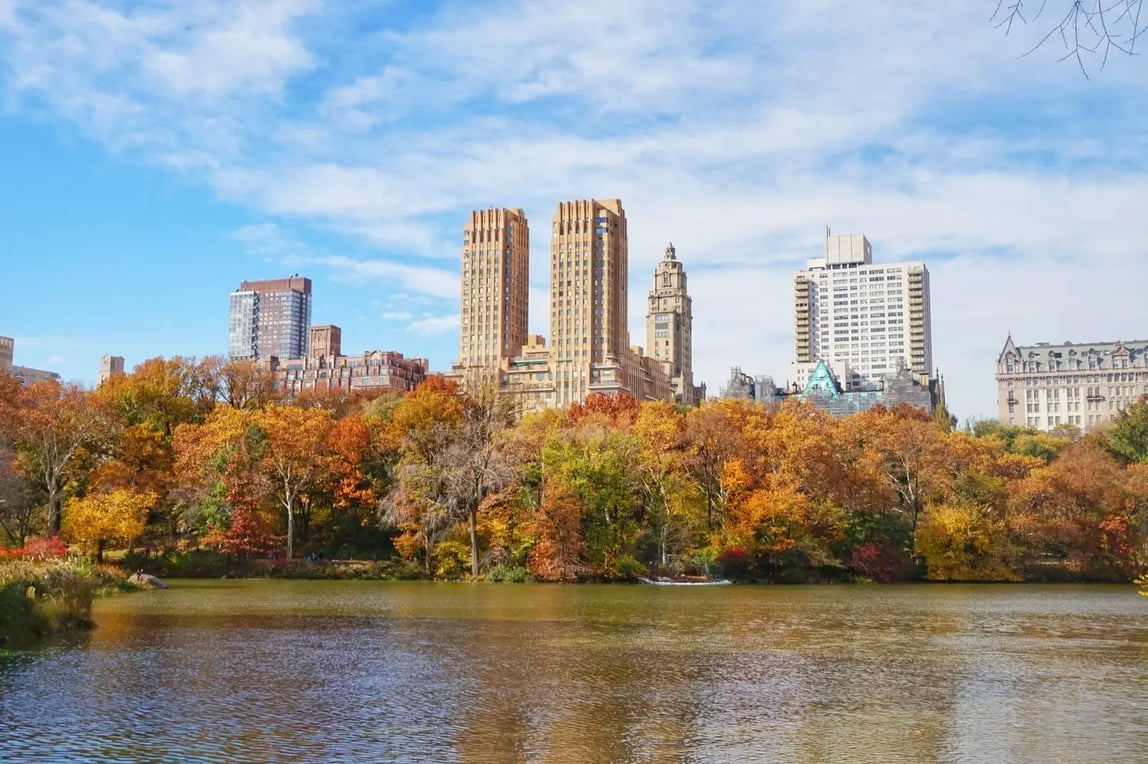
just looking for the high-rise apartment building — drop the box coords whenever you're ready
[792,232,932,390]
[995,336,1147,432]
[548,198,631,408]
[228,276,312,361]
[646,242,700,405]
[456,208,530,382]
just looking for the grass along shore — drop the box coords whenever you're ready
[0,557,134,648]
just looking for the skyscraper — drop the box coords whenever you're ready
[791,232,932,390]
[228,276,312,361]
[456,208,530,382]
[547,198,632,408]
[454,199,676,411]
[646,242,699,405]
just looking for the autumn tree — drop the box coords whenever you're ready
[633,402,699,570]
[201,355,279,411]
[1009,437,1143,579]
[97,357,216,437]
[384,381,517,576]
[251,405,337,560]
[844,405,951,556]
[5,380,114,533]
[683,399,760,533]
[63,488,158,562]
[172,406,268,542]
[0,447,37,546]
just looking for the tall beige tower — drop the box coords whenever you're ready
[547,199,629,407]
[457,208,530,379]
[646,242,697,405]
[98,355,125,385]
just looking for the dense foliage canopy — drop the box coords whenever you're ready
[1,359,1146,583]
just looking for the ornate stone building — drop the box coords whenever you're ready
[268,325,427,397]
[646,243,703,405]
[995,336,1148,432]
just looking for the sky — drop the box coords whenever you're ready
[1,1,1146,421]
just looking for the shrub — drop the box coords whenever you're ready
[848,543,909,583]
[488,564,530,583]
[432,540,472,580]
[611,555,647,581]
[0,558,125,645]
[715,546,751,580]
[0,536,69,561]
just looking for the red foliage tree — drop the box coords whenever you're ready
[568,393,640,428]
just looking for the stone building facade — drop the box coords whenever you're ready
[995,336,1148,432]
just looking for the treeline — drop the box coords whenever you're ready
[1,358,1146,583]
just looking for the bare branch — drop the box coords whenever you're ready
[993,0,1145,76]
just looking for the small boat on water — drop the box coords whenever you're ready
[637,576,732,586]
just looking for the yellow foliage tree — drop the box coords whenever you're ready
[63,488,158,562]
[916,503,1020,582]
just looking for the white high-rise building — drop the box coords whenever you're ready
[792,232,932,390]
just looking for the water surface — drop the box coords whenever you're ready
[1,581,1145,763]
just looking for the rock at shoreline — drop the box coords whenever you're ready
[129,573,167,590]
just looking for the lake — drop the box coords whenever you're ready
[1,581,1145,763]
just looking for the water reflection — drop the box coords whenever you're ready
[1,583,1145,763]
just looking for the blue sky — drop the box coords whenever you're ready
[2,0,1146,420]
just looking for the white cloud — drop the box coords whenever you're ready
[407,314,459,336]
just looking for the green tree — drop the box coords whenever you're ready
[1106,395,1148,464]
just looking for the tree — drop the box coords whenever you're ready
[450,387,518,575]
[384,384,516,576]
[6,380,114,533]
[994,0,1146,76]
[201,356,278,411]
[527,481,588,582]
[1106,394,1148,464]
[683,400,760,532]
[633,402,699,570]
[97,356,215,437]
[0,448,37,546]
[252,405,337,560]
[62,488,158,562]
[846,405,949,556]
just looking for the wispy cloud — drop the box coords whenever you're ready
[407,314,459,336]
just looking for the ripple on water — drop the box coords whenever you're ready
[1,582,1146,763]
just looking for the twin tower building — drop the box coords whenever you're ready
[448,199,704,411]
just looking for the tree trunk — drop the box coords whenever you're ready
[96,540,105,564]
[468,506,480,576]
[286,498,295,561]
[47,486,62,535]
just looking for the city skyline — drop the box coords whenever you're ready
[3,3,1146,420]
